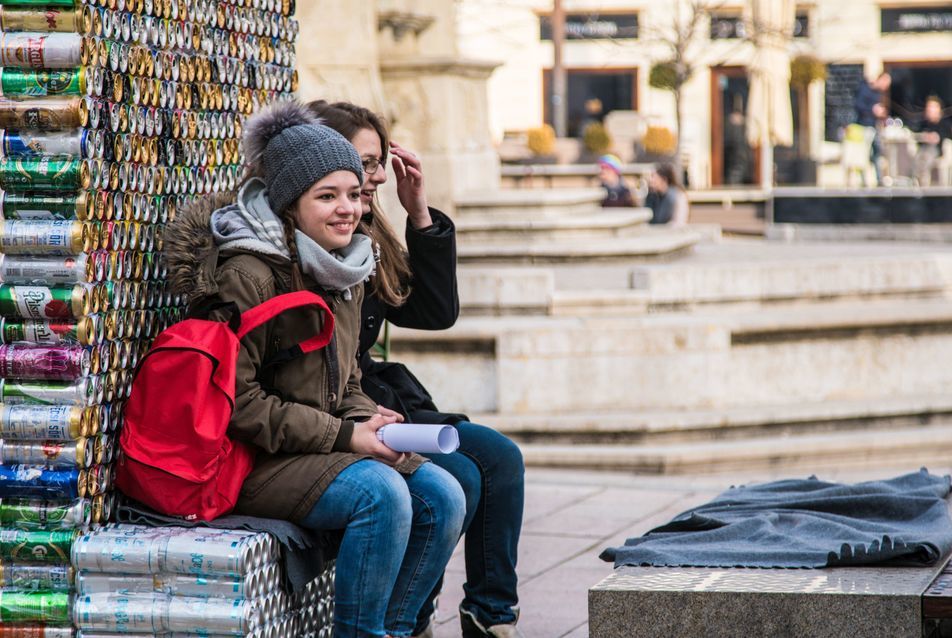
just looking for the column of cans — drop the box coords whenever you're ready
[72,525,300,637]
[0,0,300,634]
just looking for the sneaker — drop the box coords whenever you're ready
[460,607,525,638]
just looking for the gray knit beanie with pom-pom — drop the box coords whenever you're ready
[243,100,364,216]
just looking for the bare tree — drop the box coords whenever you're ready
[645,1,715,169]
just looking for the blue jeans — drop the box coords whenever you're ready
[301,459,465,638]
[414,422,525,632]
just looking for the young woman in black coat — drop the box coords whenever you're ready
[310,100,525,638]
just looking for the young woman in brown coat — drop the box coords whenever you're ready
[166,101,465,638]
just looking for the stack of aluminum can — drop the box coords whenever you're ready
[72,524,335,638]
[0,0,305,634]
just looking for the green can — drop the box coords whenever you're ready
[0,191,88,221]
[0,529,76,564]
[0,590,71,624]
[0,68,82,97]
[0,284,90,320]
[0,158,85,192]
[0,498,89,530]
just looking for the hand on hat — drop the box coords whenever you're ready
[391,142,432,229]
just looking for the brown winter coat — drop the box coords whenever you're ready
[164,194,425,523]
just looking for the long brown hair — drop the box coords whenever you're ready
[306,100,412,307]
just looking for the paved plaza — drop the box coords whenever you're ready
[429,463,952,637]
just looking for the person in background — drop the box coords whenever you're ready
[914,96,952,186]
[577,97,604,137]
[309,100,526,638]
[644,163,689,226]
[853,72,891,186]
[598,154,634,207]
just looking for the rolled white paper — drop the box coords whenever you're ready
[376,423,460,454]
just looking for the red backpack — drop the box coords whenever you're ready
[117,290,334,521]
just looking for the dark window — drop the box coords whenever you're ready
[543,69,637,137]
[540,13,638,40]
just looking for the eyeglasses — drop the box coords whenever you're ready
[362,157,383,174]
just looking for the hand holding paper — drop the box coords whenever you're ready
[375,423,460,454]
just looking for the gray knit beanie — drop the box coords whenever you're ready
[243,100,364,216]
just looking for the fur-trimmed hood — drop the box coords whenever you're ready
[164,192,236,303]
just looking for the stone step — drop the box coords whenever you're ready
[457,228,701,264]
[631,249,952,306]
[456,188,604,220]
[456,208,652,244]
[516,423,952,474]
[473,394,952,445]
[390,298,952,415]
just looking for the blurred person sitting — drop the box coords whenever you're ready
[914,96,952,186]
[598,154,634,207]
[644,163,689,226]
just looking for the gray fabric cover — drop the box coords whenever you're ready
[601,469,952,568]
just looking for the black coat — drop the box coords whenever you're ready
[358,208,467,425]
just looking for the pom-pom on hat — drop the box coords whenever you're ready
[598,154,623,175]
[243,100,364,216]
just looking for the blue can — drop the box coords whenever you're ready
[0,465,84,499]
[1,129,88,158]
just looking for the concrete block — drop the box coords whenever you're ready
[590,564,941,638]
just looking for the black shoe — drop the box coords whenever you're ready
[460,607,525,638]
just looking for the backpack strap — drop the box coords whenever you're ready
[236,291,334,354]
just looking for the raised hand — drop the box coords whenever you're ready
[390,142,432,229]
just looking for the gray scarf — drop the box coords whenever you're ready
[210,178,374,296]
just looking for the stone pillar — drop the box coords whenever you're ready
[377,0,501,215]
[295,1,389,112]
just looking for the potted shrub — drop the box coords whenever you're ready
[638,125,677,163]
[784,54,827,184]
[526,124,557,164]
[581,122,612,162]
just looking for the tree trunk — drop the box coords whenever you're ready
[674,88,683,172]
[551,0,568,138]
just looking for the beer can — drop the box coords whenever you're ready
[0,221,88,255]
[0,498,89,531]
[0,97,83,130]
[0,33,82,69]
[0,528,77,564]
[0,254,97,286]
[0,438,90,468]
[0,7,81,34]
[0,69,83,98]
[0,465,84,500]
[75,572,160,596]
[73,593,167,633]
[167,596,261,634]
[159,529,259,577]
[0,344,91,380]
[1,130,86,158]
[0,563,73,592]
[0,158,86,192]
[0,192,88,221]
[163,568,264,600]
[0,316,96,347]
[0,377,101,407]
[0,404,84,440]
[71,527,165,574]
[0,284,91,320]
[0,590,72,624]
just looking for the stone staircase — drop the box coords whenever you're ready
[454,188,700,264]
[392,239,952,473]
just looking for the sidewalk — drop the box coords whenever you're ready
[430,463,951,637]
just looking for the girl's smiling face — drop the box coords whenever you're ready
[292,170,362,251]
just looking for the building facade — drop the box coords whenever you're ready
[458,0,952,188]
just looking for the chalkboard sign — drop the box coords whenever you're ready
[824,64,865,141]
